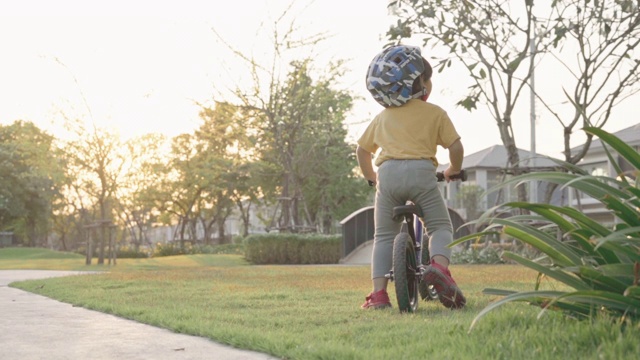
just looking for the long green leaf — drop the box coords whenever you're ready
[598,264,636,284]
[588,175,640,208]
[496,219,582,266]
[597,227,640,248]
[470,290,567,331]
[450,230,499,247]
[553,290,640,316]
[503,202,621,264]
[501,251,591,290]
[578,266,629,293]
[482,288,517,296]
[544,205,611,237]
[624,286,640,298]
[585,127,640,169]
[596,241,640,263]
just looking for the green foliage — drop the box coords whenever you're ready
[456,184,485,221]
[115,246,150,259]
[454,128,640,327]
[152,242,244,257]
[451,246,505,265]
[244,233,341,264]
[0,121,65,245]
[252,59,368,233]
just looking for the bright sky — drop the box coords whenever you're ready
[0,0,635,165]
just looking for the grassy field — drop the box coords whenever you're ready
[2,247,638,359]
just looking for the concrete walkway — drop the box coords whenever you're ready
[340,240,373,265]
[0,270,279,360]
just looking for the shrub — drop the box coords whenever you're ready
[454,127,640,328]
[244,233,341,264]
[190,243,245,255]
[153,242,187,257]
[452,245,504,265]
[152,242,245,257]
[116,246,150,258]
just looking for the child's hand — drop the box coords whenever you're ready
[443,167,462,182]
[366,173,377,187]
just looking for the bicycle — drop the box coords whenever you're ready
[370,170,466,312]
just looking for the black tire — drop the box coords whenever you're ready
[393,232,419,313]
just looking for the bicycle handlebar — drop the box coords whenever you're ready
[436,169,467,182]
[367,169,466,186]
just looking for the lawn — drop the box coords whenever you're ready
[2,248,638,359]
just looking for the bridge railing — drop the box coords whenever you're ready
[339,206,374,259]
[340,206,470,260]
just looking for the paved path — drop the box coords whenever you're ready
[0,270,279,360]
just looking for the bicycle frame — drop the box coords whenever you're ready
[414,215,424,265]
[399,211,422,260]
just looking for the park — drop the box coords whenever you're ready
[1,1,640,359]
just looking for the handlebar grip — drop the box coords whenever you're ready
[436,169,467,182]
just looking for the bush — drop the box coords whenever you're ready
[116,246,150,258]
[244,233,341,264]
[151,242,245,257]
[452,245,504,265]
[153,242,187,257]
[191,243,245,255]
[455,127,640,326]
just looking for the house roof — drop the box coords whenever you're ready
[571,123,640,153]
[438,144,560,170]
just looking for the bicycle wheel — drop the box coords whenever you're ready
[392,233,419,312]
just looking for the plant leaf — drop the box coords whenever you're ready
[502,251,591,290]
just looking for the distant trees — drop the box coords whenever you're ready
[247,60,367,233]
[1,7,370,252]
[215,8,368,233]
[0,121,65,246]
[60,120,126,264]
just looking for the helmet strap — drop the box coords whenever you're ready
[412,88,429,102]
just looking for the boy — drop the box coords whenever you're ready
[357,45,466,310]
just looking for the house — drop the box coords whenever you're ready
[567,123,640,224]
[437,123,640,225]
[437,144,565,220]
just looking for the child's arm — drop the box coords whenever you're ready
[444,139,464,182]
[356,146,377,185]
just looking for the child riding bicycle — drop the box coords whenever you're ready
[356,45,466,310]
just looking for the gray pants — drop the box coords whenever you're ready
[372,160,453,279]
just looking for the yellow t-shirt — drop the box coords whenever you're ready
[357,99,460,167]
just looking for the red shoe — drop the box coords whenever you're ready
[423,262,466,309]
[361,289,392,309]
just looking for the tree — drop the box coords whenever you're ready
[388,0,640,202]
[155,133,204,248]
[0,121,65,246]
[289,62,369,233]
[115,133,169,251]
[193,102,257,243]
[214,10,369,232]
[456,185,485,223]
[61,120,126,264]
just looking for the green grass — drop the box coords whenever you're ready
[3,248,639,359]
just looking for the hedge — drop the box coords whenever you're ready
[244,233,341,264]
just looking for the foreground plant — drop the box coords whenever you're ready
[455,127,640,329]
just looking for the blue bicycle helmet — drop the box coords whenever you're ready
[366,45,425,107]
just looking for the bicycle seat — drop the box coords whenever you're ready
[392,204,424,221]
